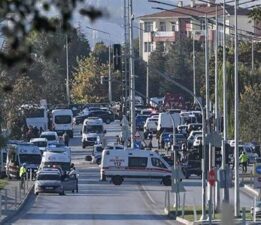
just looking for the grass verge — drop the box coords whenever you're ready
[0,179,8,189]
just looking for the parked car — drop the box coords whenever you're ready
[143,117,158,138]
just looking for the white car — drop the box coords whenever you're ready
[187,130,202,147]
[144,117,158,134]
[193,135,203,147]
[30,138,48,154]
[40,131,60,144]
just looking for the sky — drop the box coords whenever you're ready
[75,0,258,47]
[75,0,181,47]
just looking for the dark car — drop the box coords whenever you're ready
[74,110,114,125]
[182,159,202,179]
[135,115,149,131]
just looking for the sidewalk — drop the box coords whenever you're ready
[0,179,34,224]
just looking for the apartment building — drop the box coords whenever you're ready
[139,1,261,62]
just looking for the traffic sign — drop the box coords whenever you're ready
[208,169,216,186]
[205,131,222,147]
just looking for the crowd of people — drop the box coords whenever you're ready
[21,124,44,141]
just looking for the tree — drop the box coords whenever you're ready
[148,43,167,97]
[71,56,108,103]
[240,83,261,143]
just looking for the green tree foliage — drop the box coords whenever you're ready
[240,83,261,143]
[249,7,261,23]
[92,42,109,65]
[148,43,167,97]
[71,56,108,103]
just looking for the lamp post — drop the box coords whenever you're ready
[234,0,240,217]
[129,0,136,148]
[65,34,70,106]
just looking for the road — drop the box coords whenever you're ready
[7,121,255,225]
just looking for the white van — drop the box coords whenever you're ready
[157,112,181,132]
[100,149,172,185]
[39,151,71,172]
[46,143,71,159]
[81,117,106,148]
[6,142,42,179]
[52,109,73,138]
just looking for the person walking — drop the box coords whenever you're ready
[63,131,70,146]
[19,163,27,189]
[239,151,248,173]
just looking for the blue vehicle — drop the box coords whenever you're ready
[135,115,149,131]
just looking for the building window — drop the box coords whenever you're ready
[144,22,153,32]
[144,42,153,52]
[171,22,175,31]
[159,22,166,31]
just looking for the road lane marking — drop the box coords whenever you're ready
[140,184,156,205]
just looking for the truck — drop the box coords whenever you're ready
[6,141,42,179]
[156,112,181,133]
[81,117,106,148]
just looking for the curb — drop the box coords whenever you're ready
[0,184,34,225]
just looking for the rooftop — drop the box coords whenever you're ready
[139,3,250,19]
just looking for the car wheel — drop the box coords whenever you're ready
[35,192,38,195]
[105,119,111,124]
[72,190,74,193]
[162,176,171,186]
[82,143,86,149]
[96,158,101,165]
[111,176,123,185]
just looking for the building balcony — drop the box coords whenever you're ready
[152,31,178,42]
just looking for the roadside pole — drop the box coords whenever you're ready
[129,0,136,148]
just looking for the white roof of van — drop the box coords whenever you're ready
[104,149,159,157]
[83,117,103,125]
[42,152,70,162]
[30,138,48,143]
[40,131,58,136]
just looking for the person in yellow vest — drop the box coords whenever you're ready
[19,163,27,189]
[239,151,248,173]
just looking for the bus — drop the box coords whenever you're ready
[21,105,48,131]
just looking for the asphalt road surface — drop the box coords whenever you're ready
[7,121,178,225]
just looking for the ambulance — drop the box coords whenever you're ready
[39,151,71,172]
[6,141,42,179]
[100,149,172,185]
[81,117,106,148]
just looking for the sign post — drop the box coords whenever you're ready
[208,169,216,224]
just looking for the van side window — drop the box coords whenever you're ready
[128,157,147,168]
[151,158,167,168]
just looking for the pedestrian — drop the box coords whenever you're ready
[69,163,78,193]
[63,131,70,146]
[239,151,248,173]
[19,163,27,189]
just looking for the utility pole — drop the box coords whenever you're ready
[222,0,229,203]
[214,5,220,211]
[146,62,149,105]
[65,34,70,106]
[234,0,240,217]
[123,0,129,114]
[192,32,196,104]
[108,43,112,103]
[251,38,254,73]
[201,13,209,221]
[129,0,136,148]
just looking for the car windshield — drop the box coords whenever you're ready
[55,115,72,124]
[84,125,103,133]
[32,141,47,147]
[41,135,56,141]
[37,174,61,180]
[19,154,41,164]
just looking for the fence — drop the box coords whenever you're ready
[0,172,34,220]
